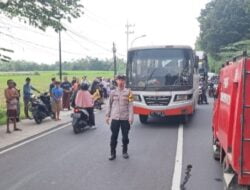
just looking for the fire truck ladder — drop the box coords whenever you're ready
[240,51,250,176]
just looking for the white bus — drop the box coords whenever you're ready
[126,45,199,123]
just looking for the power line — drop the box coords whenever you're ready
[66,27,112,53]
[0,17,77,44]
[84,8,114,29]
[0,15,125,58]
[65,32,90,51]
[0,16,56,38]
[83,14,112,31]
[0,32,84,56]
[8,38,58,57]
[65,24,125,57]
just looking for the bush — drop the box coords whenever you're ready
[34,72,40,75]
[57,72,68,76]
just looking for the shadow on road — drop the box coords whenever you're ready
[138,115,182,129]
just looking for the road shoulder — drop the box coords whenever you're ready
[0,111,72,151]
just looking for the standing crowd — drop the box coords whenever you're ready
[4,74,134,161]
[4,76,113,133]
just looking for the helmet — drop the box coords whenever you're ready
[80,83,89,90]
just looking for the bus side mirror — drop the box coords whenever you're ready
[194,56,199,69]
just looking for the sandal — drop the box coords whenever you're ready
[14,128,22,131]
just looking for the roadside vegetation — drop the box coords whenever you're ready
[0,58,126,72]
[196,0,250,72]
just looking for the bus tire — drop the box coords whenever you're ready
[139,115,148,124]
[182,115,189,124]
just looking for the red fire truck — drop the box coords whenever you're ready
[212,52,250,189]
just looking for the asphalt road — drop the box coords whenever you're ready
[0,101,224,190]
[181,103,223,190]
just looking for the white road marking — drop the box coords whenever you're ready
[171,124,184,190]
[0,105,108,156]
[0,123,71,155]
[0,107,107,155]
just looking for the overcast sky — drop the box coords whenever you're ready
[0,0,210,64]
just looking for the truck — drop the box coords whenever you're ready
[212,52,250,189]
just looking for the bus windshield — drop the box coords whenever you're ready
[127,48,194,90]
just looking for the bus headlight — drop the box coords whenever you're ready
[174,94,193,102]
[133,94,141,102]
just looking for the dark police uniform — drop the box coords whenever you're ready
[106,86,133,160]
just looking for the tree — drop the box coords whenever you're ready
[197,0,250,55]
[0,0,84,31]
[0,57,126,72]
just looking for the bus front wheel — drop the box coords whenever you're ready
[139,115,148,124]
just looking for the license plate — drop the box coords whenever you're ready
[72,113,81,118]
[151,111,164,116]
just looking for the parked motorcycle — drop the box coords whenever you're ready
[29,92,55,124]
[71,107,89,134]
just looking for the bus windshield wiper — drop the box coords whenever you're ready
[143,68,158,90]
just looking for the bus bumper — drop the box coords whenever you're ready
[133,104,194,116]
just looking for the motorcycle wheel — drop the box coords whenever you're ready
[34,116,42,124]
[73,127,81,134]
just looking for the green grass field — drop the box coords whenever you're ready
[0,71,113,125]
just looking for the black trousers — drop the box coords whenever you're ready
[85,107,95,126]
[202,90,208,103]
[110,120,130,151]
[103,88,108,98]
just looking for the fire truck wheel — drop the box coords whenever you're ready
[139,115,148,124]
[223,156,233,173]
[226,175,250,190]
[212,137,220,161]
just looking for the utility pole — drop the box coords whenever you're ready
[125,21,134,56]
[57,1,62,82]
[113,42,117,78]
[58,27,62,82]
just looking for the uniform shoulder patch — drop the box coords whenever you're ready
[110,89,116,95]
[128,89,133,102]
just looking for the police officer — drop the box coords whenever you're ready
[106,75,133,161]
